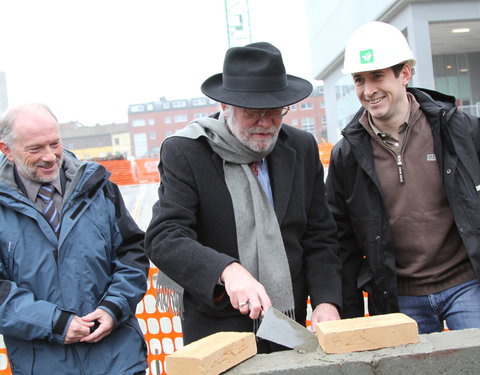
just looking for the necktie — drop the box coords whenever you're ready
[38,184,60,236]
[250,161,259,176]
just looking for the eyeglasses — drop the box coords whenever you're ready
[242,106,290,119]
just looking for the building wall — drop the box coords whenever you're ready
[128,99,220,158]
[58,92,327,161]
[66,145,112,160]
[227,328,480,375]
[60,122,132,160]
[112,132,132,158]
[283,86,327,141]
[63,133,112,150]
[128,89,327,158]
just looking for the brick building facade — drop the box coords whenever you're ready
[128,86,326,158]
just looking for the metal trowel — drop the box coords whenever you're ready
[256,307,319,353]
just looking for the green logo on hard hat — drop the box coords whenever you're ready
[360,49,374,64]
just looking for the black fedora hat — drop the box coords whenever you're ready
[201,42,313,109]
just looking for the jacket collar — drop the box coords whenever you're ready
[0,151,107,203]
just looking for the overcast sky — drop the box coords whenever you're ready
[0,0,315,126]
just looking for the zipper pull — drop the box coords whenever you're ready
[397,154,404,183]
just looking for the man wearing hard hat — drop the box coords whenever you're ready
[326,21,480,334]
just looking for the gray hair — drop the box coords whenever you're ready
[0,103,58,147]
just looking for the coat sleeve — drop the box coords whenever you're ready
[0,274,73,343]
[144,138,237,306]
[325,143,365,318]
[97,181,149,325]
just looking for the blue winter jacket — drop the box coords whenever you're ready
[0,151,149,375]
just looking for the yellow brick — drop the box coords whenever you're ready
[166,332,257,375]
[316,313,419,354]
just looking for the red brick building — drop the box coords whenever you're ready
[128,86,326,158]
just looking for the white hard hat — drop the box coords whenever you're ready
[343,21,416,74]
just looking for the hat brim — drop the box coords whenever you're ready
[201,73,313,109]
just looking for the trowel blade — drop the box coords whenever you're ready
[256,307,319,353]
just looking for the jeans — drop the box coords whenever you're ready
[397,279,480,334]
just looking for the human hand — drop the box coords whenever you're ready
[79,308,115,343]
[64,315,93,344]
[220,262,272,320]
[310,303,340,332]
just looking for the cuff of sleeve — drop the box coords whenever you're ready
[99,300,122,322]
[53,310,74,335]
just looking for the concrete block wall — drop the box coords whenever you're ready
[226,328,480,374]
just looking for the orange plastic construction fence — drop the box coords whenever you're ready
[137,267,185,375]
[318,140,334,167]
[98,159,160,186]
[99,154,333,186]
[0,345,9,374]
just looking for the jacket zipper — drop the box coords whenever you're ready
[396,154,404,183]
[395,118,415,184]
[369,126,409,184]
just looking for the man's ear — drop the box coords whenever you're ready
[401,64,413,86]
[0,141,14,161]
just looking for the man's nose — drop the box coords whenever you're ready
[364,80,377,97]
[257,115,274,126]
[42,147,57,162]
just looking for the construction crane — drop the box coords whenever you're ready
[224,0,252,47]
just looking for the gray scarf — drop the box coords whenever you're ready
[156,113,295,320]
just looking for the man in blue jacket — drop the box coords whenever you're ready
[0,103,149,374]
[326,21,480,334]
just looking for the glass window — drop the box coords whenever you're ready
[300,102,313,110]
[301,117,315,135]
[134,133,148,157]
[193,98,207,106]
[130,104,145,113]
[172,100,187,108]
[433,52,474,109]
[174,114,188,123]
[132,119,146,127]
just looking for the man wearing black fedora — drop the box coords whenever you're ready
[145,42,342,353]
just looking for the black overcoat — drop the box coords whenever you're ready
[145,121,342,345]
